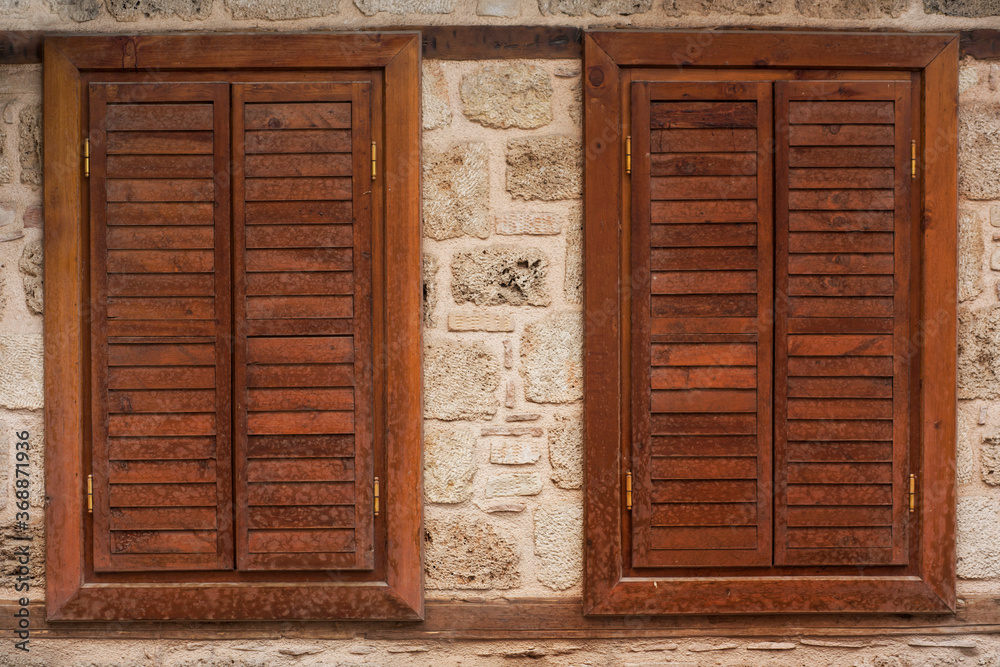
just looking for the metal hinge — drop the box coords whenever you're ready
[374,477,380,517]
[83,138,90,179]
[626,471,633,511]
[87,474,93,513]
[625,135,632,175]
[371,141,377,181]
[909,473,916,513]
[911,140,916,180]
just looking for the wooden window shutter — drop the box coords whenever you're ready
[89,82,233,571]
[774,81,912,566]
[232,82,376,571]
[630,81,774,568]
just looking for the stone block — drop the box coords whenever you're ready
[958,409,977,484]
[925,0,1000,16]
[19,239,42,315]
[959,101,1000,200]
[0,0,29,12]
[45,0,103,21]
[22,206,41,229]
[226,0,340,19]
[0,520,43,590]
[107,0,212,20]
[549,414,582,489]
[991,202,1000,227]
[960,60,981,94]
[451,246,550,307]
[534,506,582,591]
[981,440,1000,486]
[423,61,452,131]
[424,340,500,420]
[423,253,438,328]
[565,210,582,304]
[958,306,1000,399]
[992,249,1000,271]
[0,335,43,410]
[489,438,542,465]
[796,0,905,18]
[423,142,490,240]
[355,0,457,14]
[486,472,543,497]
[957,496,1000,579]
[424,425,476,503]
[538,0,651,14]
[448,312,515,332]
[424,516,520,589]
[520,311,583,404]
[495,212,562,236]
[477,0,519,15]
[482,502,525,513]
[506,136,582,201]
[0,202,21,242]
[664,0,779,15]
[461,63,553,130]
[506,413,540,421]
[18,106,40,187]
[959,209,985,302]
[481,426,543,436]
[0,125,10,185]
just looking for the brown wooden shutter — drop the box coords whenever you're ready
[89,82,233,571]
[630,81,773,568]
[233,82,375,570]
[774,80,911,566]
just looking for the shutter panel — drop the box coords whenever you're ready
[774,81,911,566]
[89,82,233,571]
[233,82,375,570]
[630,81,773,568]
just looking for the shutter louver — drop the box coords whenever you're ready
[774,81,911,566]
[233,82,375,570]
[89,82,233,571]
[630,81,774,568]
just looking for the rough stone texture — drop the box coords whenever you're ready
[961,60,981,94]
[957,496,1000,579]
[664,0,780,15]
[423,142,490,240]
[354,0,457,14]
[424,516,519,589]
[489,438,542,465]
[461,63,553,130]
[960,209,985,302]
[448,312,514,332]
[796,0,905,18]
[982,442,1000,486]
[19,238,42,315]
[0,0,30,11]
[534,506,582,591]
[565,210,582,304]
[424,425,476,503]
[0,202,21,242]
[451,247,550,307]
[958,306,1000,399]
[477,0,519,15]
[521,311,583,404]
[45,0,103,20]
[0,335,43,410]
[0,520,44,590]
[959,101,1000,200]
[226,0,340,19]
[107,0,212,20]
[486,472,544,497]
[22,206,41,229]
[496,212,562,235]
[538,0,651,14]
[925,0,1000,16]
[424,340,500,420]
[506,136,582,201]
[423,253,438,329]
[422,61,452,131]
[0,124,10,185]
[958,409,977,485]
[18,106,41,187]
[548,414,582,489]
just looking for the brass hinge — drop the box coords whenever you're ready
[83,138,90,179]
[626,471,633,511]
[87,474,93,513]
[374,476,380,517]
[909,473,916,513]
[371,141,377,181]
[625,135,632,175]
[911,140,916,179]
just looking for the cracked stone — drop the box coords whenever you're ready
[451,246,549,307]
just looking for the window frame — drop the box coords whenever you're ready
[43,33,423,621]
[582,30,958,616]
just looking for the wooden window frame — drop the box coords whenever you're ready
[583,30,958,615]
[43,33,423,621]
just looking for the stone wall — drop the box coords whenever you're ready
[4,1,1000,664]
